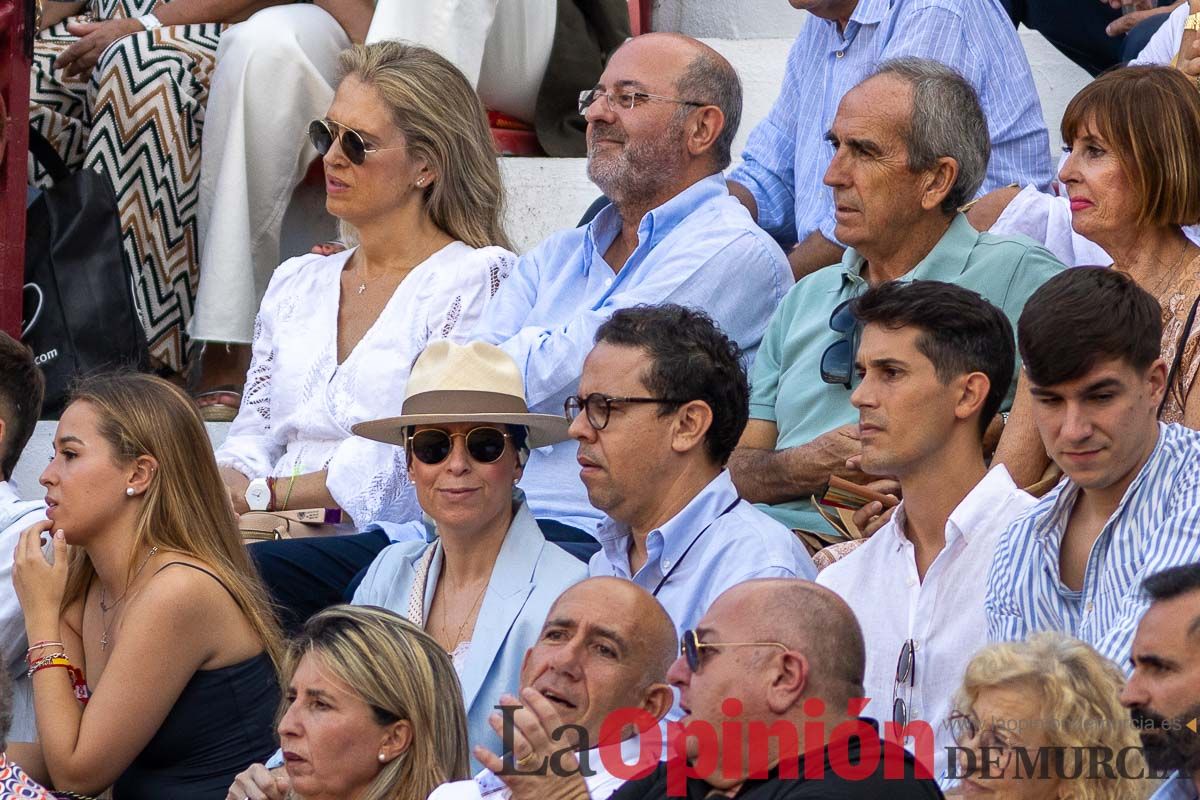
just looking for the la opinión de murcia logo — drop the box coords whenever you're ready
[496,698,1180,795]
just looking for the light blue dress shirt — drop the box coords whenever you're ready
[729,0,1052,246]
[1152,773,1200,800]
[478,173,793,533]
[351,497,588,770]
[587,469,817,720]
[986,423,1200,669]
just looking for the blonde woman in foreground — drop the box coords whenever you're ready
[226,604,470,800]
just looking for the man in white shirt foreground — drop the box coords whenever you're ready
[817,280,1035,782]
[0,333,49,742]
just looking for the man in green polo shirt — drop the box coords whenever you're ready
[728,57,1063,540]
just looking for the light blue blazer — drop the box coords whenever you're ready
[352,495,588,770]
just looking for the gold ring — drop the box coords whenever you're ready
[516,751,539,769]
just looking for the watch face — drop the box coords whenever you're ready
[246,481,270,510]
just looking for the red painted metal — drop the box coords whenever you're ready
[0,0,32,338]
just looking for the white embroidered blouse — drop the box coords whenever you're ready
[215,243,516,529]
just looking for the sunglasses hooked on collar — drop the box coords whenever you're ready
[406,427,512,466]
[820,297,862,389]
[308,118,405,166]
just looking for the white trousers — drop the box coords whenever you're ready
[192,0,555,344]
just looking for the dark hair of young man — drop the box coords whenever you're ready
[594,304,749,465]
[850,280,1015,435]
[1017,268,1161,389]
[1144,563,1200,604]
[0,332,44,481]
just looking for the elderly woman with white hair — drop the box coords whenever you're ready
[947,632,1153,800]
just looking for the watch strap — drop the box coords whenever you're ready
[1186,11,1200,31]
[137,13,162,29]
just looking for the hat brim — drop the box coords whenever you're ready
[352,412,572,449]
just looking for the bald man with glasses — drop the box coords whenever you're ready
[479,580,942,800]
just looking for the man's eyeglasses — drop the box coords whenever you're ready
[407,427,511,465]
[892,638,916,727]
[577,88,706,115]
[820,298,862,389]
[563,393,689,431]
[680,629,789,674]
[308,118,404,166]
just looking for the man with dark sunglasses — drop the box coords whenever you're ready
[475,33,793,547]
[479,580,942,800]
[728,58,1062,547]
[569,305,814,711]
[814,281,1036,783]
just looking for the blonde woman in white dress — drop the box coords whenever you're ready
[213,41,515,629]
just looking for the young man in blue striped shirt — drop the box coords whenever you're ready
[986,268,1200,667]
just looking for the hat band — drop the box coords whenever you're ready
[401,390,531,417]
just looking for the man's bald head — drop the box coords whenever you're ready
[520,578,678,742]
[608,33,743,170]
[718,579,866,707]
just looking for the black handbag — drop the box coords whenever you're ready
[23,124,149,417]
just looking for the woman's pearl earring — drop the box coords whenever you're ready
[125,487,135,497]
[416,178,425,187]
[378,752,387,763]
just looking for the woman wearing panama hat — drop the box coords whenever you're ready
[228,341,588,791]
[350,340,587,768]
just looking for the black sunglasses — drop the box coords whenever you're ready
[407,427,511,466]
[892,638,916,727]
[308,118,404,166]
[820,298,862,389]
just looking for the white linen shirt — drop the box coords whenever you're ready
[817,466,1036,783]
[215,243,515,529]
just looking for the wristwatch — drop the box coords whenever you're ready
[137,13,162,30]
[245,477,273,512]
[1186,12,1200,32]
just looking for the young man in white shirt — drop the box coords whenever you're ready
[816,280,1035,782]
[0,333,49,742]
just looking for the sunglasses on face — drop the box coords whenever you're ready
[307,118,404,166]
[407,427,511,466]
[820,297,862,389]
[679,629,789,674]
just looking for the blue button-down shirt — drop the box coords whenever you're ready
[729,0,1052,246]
[986,423,1200,668]
[588,470,817,719]
[478,173,793,533]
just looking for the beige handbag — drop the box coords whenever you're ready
[239,509,340,542]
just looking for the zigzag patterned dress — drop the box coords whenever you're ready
[28,1,225,373]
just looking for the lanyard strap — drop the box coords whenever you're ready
[651,497,741,597]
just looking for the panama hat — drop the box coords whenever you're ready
[351,340,571,448]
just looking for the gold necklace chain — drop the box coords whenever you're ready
[440,577,488,652]
[99,546,159,650]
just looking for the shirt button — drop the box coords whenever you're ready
[906,578,916,587]
[604,278,613,287]
[836,50,845,58]
[1086,601,1094,613]
[663,560,672,569]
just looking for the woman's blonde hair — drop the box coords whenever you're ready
[282,605,471,800]
[1061,65,1200,229]
[61,373,284,671]
[954,632,1151,800]
[337,41,512,251]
